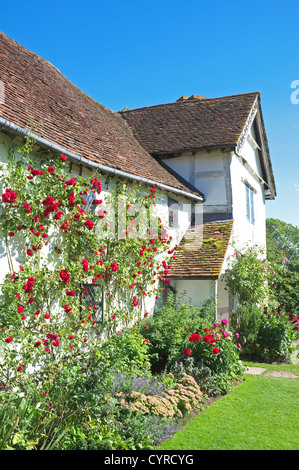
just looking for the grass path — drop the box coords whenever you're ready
[157,363,299,450]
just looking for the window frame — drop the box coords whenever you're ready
[245,183,255,224]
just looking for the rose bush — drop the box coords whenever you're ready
[0,138,176,390]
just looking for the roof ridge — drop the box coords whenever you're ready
[119,92,260,114]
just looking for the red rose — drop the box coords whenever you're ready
[189,333,201,342]
[23,202,32,213]
[60,269,70,283]
[5,336,13,343]
[34,341,41,347]
[60,154,67,162]
[84,220,94,230]
[26,249,33,256]
[48,166,55,173]
[82,259,89,272]
[68,191,75,205]
[44,313,50,319]
[17,305,24,313]
[111,262,118,272]
[213,347,220,355]
[2,188,17,203]
[184,348,191,356]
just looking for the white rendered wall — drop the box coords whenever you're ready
[0,131,193,318]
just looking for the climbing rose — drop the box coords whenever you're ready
[84,220,94,230]
[2,188,17,203]
[60,154,67,162]
[60,269,70,283]
[111,262,118,272]
[82,259,89,272]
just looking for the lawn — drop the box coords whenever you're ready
[157,363,299,450]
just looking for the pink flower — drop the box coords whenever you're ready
[221,319,228,326]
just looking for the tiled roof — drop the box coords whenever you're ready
[119,93,260,155]
[168,221,233,279]
[120,93,276,199]
[0,31,200,198]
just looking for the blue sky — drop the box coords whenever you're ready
[1,0,299,226]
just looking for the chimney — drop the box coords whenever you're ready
[176,96,189,102]
[176,95,206,102]
[188,95,207,101]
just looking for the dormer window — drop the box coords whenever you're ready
[245,183,255,224]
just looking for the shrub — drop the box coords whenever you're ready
[117,374,203,419]
[257,307,297,363]
[138,292,212,372]
[224,244,275,305]
[230,303,263,357]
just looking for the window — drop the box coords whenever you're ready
[168,197,179,228]
[80,283,104,323]
[245,184,255,224]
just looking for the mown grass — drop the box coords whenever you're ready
[157,363,299,450]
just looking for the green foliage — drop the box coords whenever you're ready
[257,308,297,363]
[0,393,67,450]
[230,304,263,356]
[138,292,211,372]
[266,218,299,313]
[101,326,152,374]
[224,244,274,306]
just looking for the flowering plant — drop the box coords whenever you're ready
[0,138,176,388]
[225,244,276,306]
[182,319,244,379]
